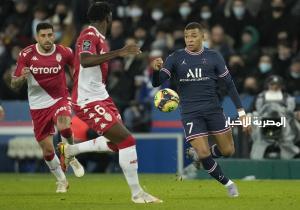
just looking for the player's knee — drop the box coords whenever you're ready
[60,127,73,139]
[56,116,71,130]
[196,148,211,159]
[221,146,235,157]
[42,147,55,158]
[117,135,136,149]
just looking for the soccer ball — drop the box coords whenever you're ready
[154,88,180,112]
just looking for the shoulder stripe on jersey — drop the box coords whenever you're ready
[160,68,171,78]
[218,69,229,78]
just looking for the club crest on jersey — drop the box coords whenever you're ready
[56,53,62,62]
[83,40,91,51]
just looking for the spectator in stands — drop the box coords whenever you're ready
[238,26,260,70]
[259,0,295,48]
[4,0,31,39]
[242,75,260,96]
[286,58,300,96]
[0,43,27,100]
[253,54,275,88]
[108,37,147,116]
[0,0,14,30]
[133,26,152,52]
[176,1,193,26]
[109,20,125,51]
[125,3,150,35]
[227,54,246,91]
[49,1,75,47]
[223,0,257,48]
[31,5,48,38]
[273,41,293,77]
[171,27,185,51]
[189,3,216,29]
[210,24,235,61]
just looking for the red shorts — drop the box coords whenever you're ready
[30,98,72,141]
[73,97,121,135]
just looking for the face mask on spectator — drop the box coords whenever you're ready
[244,87,257,95]
[130,7,142,18]
[233,6,245,18]
[290,71,300,79]
[272,6,284,12]
[259,63,272,73]
[200,12,211,20]
[58,13,67,23]
[151,10,163,21]
[179,6,191,17]
[55,31,62,40]
[202,41,210,48]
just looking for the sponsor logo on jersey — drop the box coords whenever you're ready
[181,59,187,65]
[83,40,91,51]
[180,68,209,82]
[187,68,202,78]
[29,64,62,74]
[56,53,62,62]
[31,56,38,61]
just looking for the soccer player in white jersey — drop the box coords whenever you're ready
[11,22,84,193]
[58,2,162,203]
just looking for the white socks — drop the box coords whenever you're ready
[67,136,114,156]
[119,146,143,196]
[225,179,234,187]
[45,154,66,181]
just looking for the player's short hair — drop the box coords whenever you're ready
[185,22,204,32]
[87,1,112,22]
[36,22,53,33]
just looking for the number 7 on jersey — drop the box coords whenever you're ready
[186,122,193,134]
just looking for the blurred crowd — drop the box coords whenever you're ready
[1,0,300,132]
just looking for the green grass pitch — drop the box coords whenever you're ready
[0,174,299,210]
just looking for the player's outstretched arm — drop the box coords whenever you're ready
[151,58,169,87]
[80,43,141,68]
[11,67,30,90]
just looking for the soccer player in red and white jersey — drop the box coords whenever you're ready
[57,2,162,203]
[11,22,84,193]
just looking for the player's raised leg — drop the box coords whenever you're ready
[58,135,118,159]
[39,135,68,193]
[189,136,238,197]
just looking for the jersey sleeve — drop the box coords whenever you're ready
[214,51,243,109]
[152,53,175,87]
[161,53,175,79]
[64,47,74,67]
[13,51,28,77]
[214,51,229,78]
[78,33,99,55]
